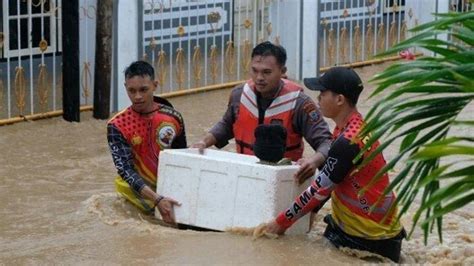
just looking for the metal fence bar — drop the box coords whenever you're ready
[229,0,235,81]
[252,0,257,51]
[149,0,155,64]
[244,0,252,75]
[159,0,165,92]
[361,0,366,62]
[195,2,201,88]
[374,0,379,56]
[334,0,339,65]
[5,0,11,118]
[17,0,23,116]
[297,0,302,79]
[52,0,58,111]
[168,2,173,92]
[187,1,191,90]
[41,0,46,110]
[28,2,34,115]
[321,1,327,67]
[260,0,264,42]
[211,0,217,84]
[236,0,241,80]
[397,0,402,43]
[322,2,327,68]
[276,0,280,44]
[204,0,209,86]
[220,0,225,83]
[349,0,353,63]
[177,1,182,90]
[385,0,389,51]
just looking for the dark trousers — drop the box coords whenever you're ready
[323,214,406,263]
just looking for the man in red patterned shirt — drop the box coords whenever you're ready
[266,67,406,262]
[107,61,186,224]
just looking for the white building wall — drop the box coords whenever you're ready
[268,0,302,80]
[115,0,139,111]
[405,0,450,56]
[79,0,97,106]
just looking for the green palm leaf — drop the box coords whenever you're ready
[358,11,474,243]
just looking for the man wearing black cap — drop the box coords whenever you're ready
[265,67,406,262]
[191,41,332,183]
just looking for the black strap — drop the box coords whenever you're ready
[236,139,301,153]
[236,139,253,153]
[153,96,173,107]
[286,142,302,151]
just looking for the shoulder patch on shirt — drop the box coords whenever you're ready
[156,122,177,148]
[302,100,320,122]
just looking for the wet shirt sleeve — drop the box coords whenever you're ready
[276,135,360,228]
[171,115,188,149]
[107,124,146,193]
[209,87,242,148]
[292,94,332,158]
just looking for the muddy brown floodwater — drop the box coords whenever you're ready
[0,63,473,264]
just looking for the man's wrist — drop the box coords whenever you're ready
[275,212,293,229]
[154,195,164,208]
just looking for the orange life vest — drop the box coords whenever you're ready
[108,105,183,188]
[233,79,304,161]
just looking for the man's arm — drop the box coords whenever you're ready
[107,124,146,192]
[293,95,332,182]
[190,133,218,153]
[107,124,180,224]
[191,86,242,151]
[267,135,360,234]
[171,112,187,149]
[294,152,326,184]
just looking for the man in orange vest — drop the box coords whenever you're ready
[191,42,332,182]
[107,61,186,224]
[265,67,405,262]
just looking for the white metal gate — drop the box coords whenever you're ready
[0,0,96,122]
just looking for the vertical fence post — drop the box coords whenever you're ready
[62,0,80,122]
[93,0,113,119]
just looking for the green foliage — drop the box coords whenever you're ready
[359,11,474,244]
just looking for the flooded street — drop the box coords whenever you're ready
[0,63,472,264]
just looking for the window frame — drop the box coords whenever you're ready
[382,0,406,14]
[2,0,60,59]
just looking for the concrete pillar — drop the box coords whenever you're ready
[114,0,139,111]
[301,0,318,79]
[268,0,319,81]
[268,0,302,80]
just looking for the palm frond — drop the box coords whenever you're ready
[358,11,474,243]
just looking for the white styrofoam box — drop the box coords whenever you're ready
[157,148,312,235]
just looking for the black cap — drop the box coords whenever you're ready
[304,67,364,105]
[253,124,287,163]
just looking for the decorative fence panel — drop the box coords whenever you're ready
[1,0,470,121]
[0,0,96,122]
